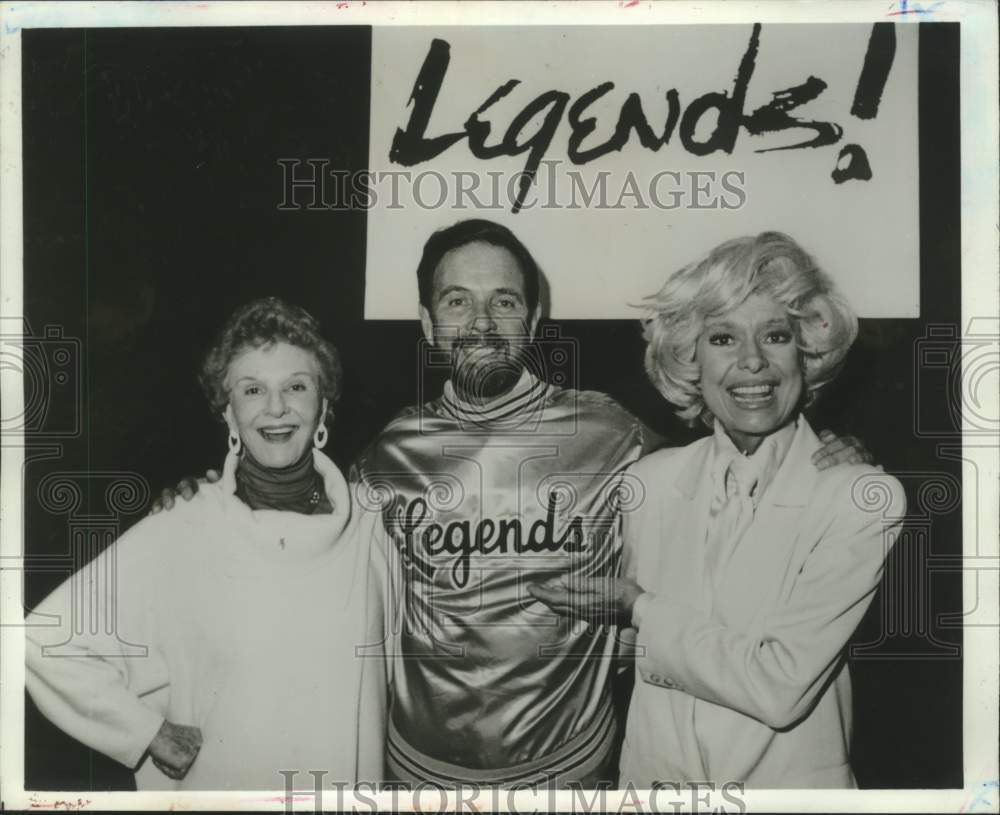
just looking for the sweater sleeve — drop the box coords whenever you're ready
[354,510,389,783]
[352,469,404,689]
[25,516,171,769]
[631,471,905,730]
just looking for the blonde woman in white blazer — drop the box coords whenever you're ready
[531,233,905,788]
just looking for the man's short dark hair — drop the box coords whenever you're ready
[416,219,541,313]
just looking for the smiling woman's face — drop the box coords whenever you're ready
[695,293,803,454]
[224,342,325,468]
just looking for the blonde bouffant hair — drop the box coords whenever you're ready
[641,232,858,427]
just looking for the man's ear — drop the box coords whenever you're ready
[419,305,436,345]
[528,304,542,341]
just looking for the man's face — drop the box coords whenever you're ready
[420,241,541,403]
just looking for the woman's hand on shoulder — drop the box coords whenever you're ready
[148,470,221,515]
[147,720,202,780]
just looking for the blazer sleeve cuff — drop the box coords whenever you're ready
[631,591,654,629]
[120,708,167,769]
[631,592,707,690]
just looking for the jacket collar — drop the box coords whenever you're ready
[765,418,821,507]
[440,369,550,427]
[709,419,796,507]
[674,415,819,508]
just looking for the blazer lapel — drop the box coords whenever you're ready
[669,438,716,613]
[713,419,821,622]
[762,420,821,510]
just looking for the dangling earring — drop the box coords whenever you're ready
[220,428,242,496]
[313,424,328,450]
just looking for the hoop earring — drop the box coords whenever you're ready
[229,433,242,455]
[313,424,328,450]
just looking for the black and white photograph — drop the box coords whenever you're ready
[0,1,997,812]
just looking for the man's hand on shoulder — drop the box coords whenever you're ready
[811,429,875,471]
[148,470,221,515]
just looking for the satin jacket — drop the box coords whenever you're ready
[352,373,648,785]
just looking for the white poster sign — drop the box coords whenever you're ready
[367,24,919,319]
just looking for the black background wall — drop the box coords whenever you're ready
[21,24,962,789]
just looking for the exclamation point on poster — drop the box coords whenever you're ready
[832,23,897,183]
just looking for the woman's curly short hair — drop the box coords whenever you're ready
[641,231,857,427]
[199,297,343,424]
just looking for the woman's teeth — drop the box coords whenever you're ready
[259,427,297,442]
[729,384,774,404]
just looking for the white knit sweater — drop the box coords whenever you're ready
[25,477,387,790]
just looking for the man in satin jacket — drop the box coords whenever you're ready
[352,219,652,787]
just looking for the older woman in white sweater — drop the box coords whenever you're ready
[25,298,386,790]
[532,233,905,788]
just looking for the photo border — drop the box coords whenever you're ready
[1,2,996,812]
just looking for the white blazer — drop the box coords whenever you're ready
[619,418,905,788]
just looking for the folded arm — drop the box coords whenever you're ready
[630,476,904,729]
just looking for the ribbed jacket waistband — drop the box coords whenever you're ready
[386,702,617,788]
